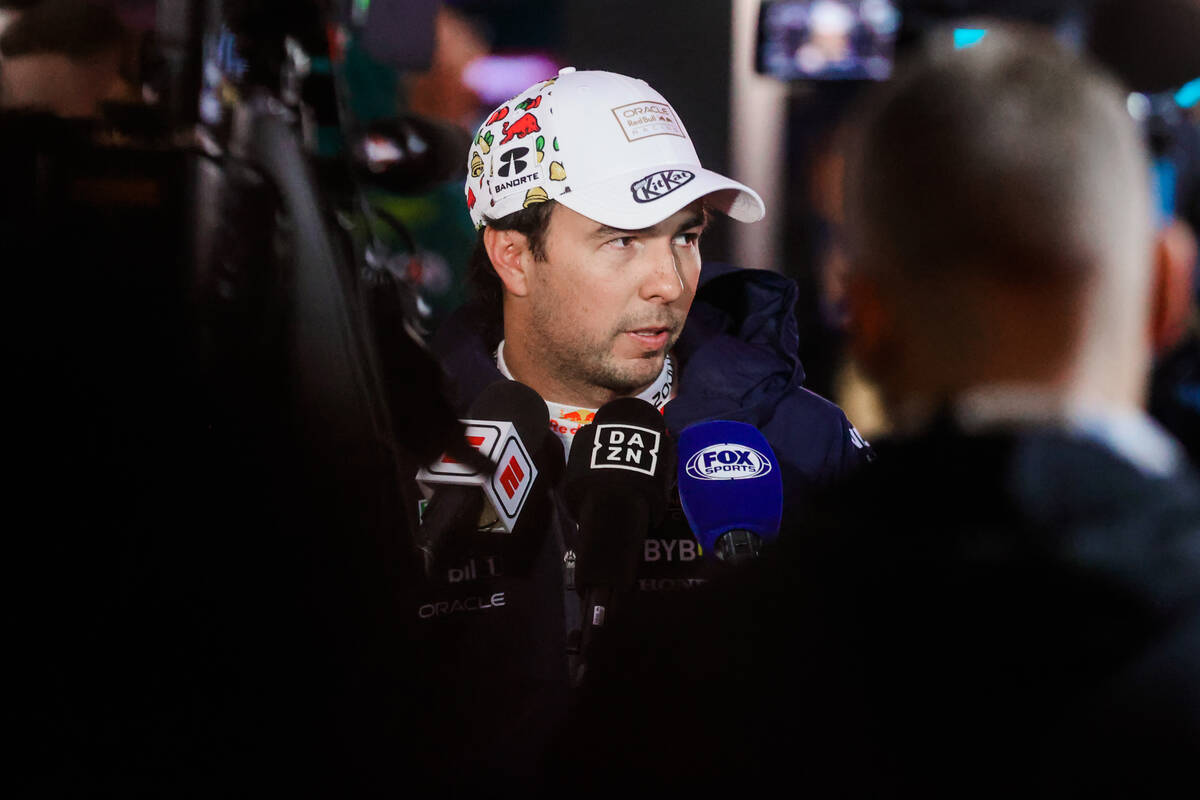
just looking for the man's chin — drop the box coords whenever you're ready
[601,353,666,395]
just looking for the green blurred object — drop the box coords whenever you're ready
[335,33,476,335]
[370,182,477,332]
[344,38,399,123]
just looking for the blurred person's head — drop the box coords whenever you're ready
[405,6,489,130]
[463,69,764,409]
[0,0,39,41]
[841,23,1192,424]
[0,0,131,118]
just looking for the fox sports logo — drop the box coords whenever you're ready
[685,444,773,481]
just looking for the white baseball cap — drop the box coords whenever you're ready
[464,67,765,230]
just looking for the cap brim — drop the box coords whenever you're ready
[554,163,765,230]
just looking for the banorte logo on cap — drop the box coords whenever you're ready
[466,76,568,228]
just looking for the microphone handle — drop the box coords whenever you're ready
[416,486,484,577]
[715,529,765,565]
[572,492,651,686]
[573,586,614,686]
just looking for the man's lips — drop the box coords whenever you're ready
[625,326,672,349]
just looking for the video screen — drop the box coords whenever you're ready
[757,0,900,81]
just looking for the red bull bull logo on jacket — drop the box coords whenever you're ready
[552,408,595,436]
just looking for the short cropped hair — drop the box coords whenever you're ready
[844,24,1152,290]
[465,199,556,333]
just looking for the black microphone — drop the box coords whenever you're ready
[350,114,473,196]
[565,397,674,684]
[415,379,551,577]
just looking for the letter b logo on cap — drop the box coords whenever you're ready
[498,147,530,177]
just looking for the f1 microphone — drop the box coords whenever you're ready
[415,379,550,576]
[566,397,674,681]
[676,420,783,565]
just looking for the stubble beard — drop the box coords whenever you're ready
[528,300,680,398]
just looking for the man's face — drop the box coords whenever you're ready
[525,202,707,398]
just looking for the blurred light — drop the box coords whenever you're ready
[365,136,403,171]
[1126,92,1152,122]
[954,29,988,49]
[353,0,372,25]
[462,54,560,106]
[1152,157,1177,223]
[212,27,248,80]
[862,0,900,35]
[811,1,854,35]
[1176,77,1200,109]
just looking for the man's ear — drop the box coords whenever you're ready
[1149,218,1197,355]
[483,226,534,298]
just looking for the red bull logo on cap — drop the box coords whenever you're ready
[500,112,541,145]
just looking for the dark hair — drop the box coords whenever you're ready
[466,199,557,332]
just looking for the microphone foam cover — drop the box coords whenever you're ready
[565,397,672,522]
[566,397,673,591]
[468,379,549,453]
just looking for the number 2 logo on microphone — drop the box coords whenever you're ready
[590,424,661,477]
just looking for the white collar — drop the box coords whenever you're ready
[496,340,675,458]
[952,384,1183,478]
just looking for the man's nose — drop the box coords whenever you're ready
[640,241,686,303]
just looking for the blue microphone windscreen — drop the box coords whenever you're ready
[676,420,784,555]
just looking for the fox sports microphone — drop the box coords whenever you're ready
[415,380,552,576]
[677,420,783,565]
[566,397,674,679]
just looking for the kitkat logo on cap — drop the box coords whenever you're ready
[611,100,685,142]
[631,169,695,204]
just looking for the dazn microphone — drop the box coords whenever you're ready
[566,397,674,683]
[677,420,783,565]
[415,379,551,576]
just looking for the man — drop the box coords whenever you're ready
[412,68,871,785]
[441,66,868,481]
[561,26,1200,795]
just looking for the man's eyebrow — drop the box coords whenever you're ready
[589,224,638,240]
[589,211,709,240]
[676,212,708,232]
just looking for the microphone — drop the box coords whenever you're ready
[565,397,674,682]
[350,114,473,196]
[676,420,783,566]
[415,379,552,576]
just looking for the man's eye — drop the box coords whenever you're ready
[608,236,636,249]
[672,232,700,247]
